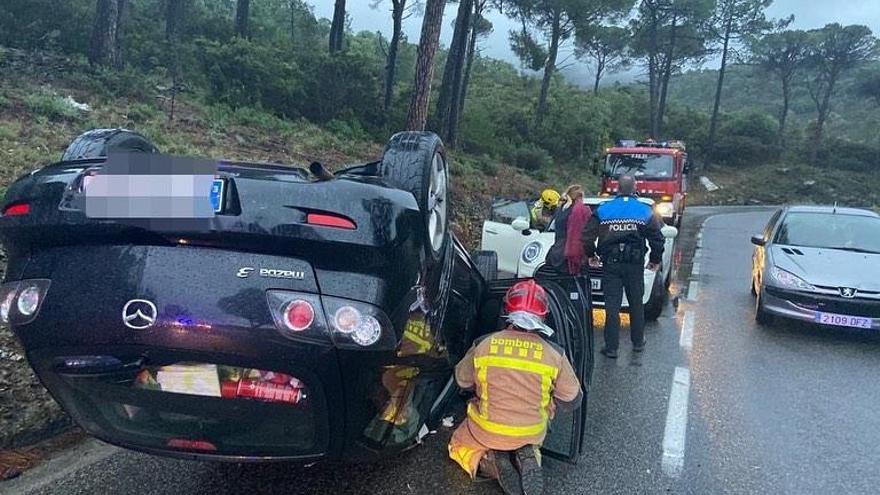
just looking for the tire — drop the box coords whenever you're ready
[61,128,159,162]
[644,274,667,321]
[380,132,449,262]
[755,287,774,326]
[472,250,498,281]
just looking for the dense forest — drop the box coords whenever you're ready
[0,0,878,175]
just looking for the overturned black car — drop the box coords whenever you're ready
[0,129,593,465]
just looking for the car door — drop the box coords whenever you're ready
[481,276,593,463]
[481,199,537,274]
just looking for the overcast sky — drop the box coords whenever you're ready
[312,1,880,82]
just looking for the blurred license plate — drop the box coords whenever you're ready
[210,179,225,213]
[591,279,602,291]
[815,312,873,329]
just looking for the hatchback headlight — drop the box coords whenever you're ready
[770,266,815,291]
[522,242,543,264]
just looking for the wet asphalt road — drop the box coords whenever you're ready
[5,207,880,495]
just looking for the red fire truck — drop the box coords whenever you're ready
[598,140,690,227]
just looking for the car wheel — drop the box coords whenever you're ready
[61,128,159,162]
[472,250,498,281]
[755,287,774,326]
[645,275,666,321]
[380,131,449,263]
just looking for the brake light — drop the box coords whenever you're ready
[3,202,30,216]
[166,439,217,451]
[283,300,315,332]
[307,213,356,230]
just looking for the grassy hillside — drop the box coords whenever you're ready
[668,62,880,147]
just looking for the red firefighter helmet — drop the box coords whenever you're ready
[503,279,549,318]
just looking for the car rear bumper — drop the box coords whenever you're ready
[762,286,880,330]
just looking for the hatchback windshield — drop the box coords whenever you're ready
[604,154,675,180]
[775,212,880,253]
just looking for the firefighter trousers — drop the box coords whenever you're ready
[602,261,645,352]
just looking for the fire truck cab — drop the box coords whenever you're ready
[598,140,689,227]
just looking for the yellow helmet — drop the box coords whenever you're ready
[540,189,561,208]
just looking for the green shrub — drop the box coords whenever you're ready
[23,89,82,120]
[198,38,302,117]
[507,144,553,171]
[815,138,879,172]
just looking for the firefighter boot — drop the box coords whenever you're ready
[514,445,543,495]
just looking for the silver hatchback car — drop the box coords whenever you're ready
[750,205,880,329]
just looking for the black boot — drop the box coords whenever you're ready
[495,451,524,495]
[514,446,543,495]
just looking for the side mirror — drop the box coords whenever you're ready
[511,217,531,232]
[661,225,679,239]
[750,235,766,246]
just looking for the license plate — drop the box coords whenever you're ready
[815,311,873,329]
[210,179,225,213]
[591,279,602,292]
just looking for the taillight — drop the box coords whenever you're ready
[0,279,50,325]
[283,300,315,332]
[166,439,217,451]
[3,202,30,216]
[265,291,394,350]
[306,213,356,230]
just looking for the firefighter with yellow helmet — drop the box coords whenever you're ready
[448,279,581,494]
[530,189,561,231]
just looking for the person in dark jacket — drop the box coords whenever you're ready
[582,175,664,358]
[546,185,591,275]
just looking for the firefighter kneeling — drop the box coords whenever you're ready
[448,280,581,495]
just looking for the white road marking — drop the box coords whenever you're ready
[662,367,691,478]
[680,311,695,350]
[687,281,700,301]
[691,262,701,277]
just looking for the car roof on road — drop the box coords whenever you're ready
[784,205,880,218]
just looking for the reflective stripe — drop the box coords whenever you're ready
[470,355,560,437]
[468,403,546,437]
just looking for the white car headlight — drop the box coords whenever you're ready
[770,266,815,291]
[522,242,543,264]
[655,202,675,218]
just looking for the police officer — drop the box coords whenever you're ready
[582,175,664,358]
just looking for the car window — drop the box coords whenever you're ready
[490,199,530,224]
[604,154,674,180]
[774,212,880,253]
[764,209,783,241]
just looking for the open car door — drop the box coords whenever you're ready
[481,276,594,464]
[481,199,537,274]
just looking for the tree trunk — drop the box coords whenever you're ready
[234,0,250,39]
[165,0,182,42]
[779,76,791,146]
[707,17,733,151]
[647,5,659,138]
[455,5,480,137]
[90,0,123,67]
[384,0,406,113]
[811,85,835,163]
[114,0,127,67]
[535,9,562,127]
[656,14,678,138]
[437,0,473,143]
[593,55,605,93]
[329,0,346,53]
[405,0,447,131]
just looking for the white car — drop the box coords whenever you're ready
[480,197,678,320]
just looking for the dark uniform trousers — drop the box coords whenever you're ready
[602,261,645,352]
